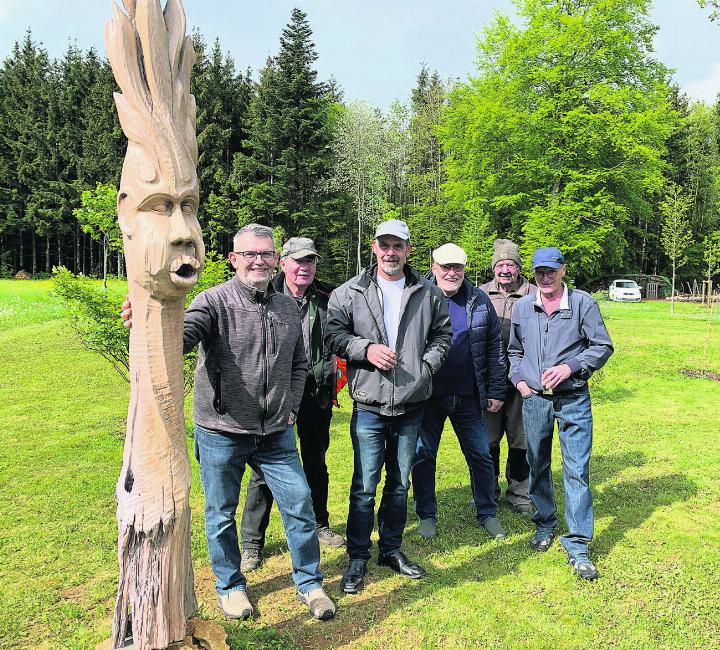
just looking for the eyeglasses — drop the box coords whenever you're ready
[534,269,558,279]
[439,264,465,273]
[233,250,277,262]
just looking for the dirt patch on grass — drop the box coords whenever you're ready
[680,368,720,381]
[193,553,411,649]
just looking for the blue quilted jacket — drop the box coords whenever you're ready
[426,274,507,406]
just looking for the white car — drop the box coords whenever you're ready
[608,279,641,302]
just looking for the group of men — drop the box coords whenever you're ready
[122,218,614,620]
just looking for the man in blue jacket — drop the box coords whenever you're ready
[508,247,613,580]
[412,243,508,540]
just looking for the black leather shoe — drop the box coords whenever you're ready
[340,559,367,594]
[377,550,426,579]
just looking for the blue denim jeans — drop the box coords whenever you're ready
[412,394,496,521]
[194,424,323,595]
[522,389,594,558]
[346,406,423,560]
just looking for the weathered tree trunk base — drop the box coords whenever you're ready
[99,618,228,650]
[111,507,196,650]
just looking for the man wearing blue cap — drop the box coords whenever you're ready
[507,247,613,580]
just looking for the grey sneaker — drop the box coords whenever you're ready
[511,502,534,514]
[569,556,599,581]
[529,531,554,552]
[240,548,262,572]
[297,587,336,620]
[481,516,506,540]
[218,590,253,619]
[316,526,346,548]
[418,518,437,538]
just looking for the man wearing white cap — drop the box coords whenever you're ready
[412,243,507,540]
[326,219,452,594]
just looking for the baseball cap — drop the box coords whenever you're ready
[281,237,320,260]
[531,247,565,270]
[433,243,467,266]
[374,219,410,241]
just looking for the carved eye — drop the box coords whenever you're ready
[151,201,171,214]
[181,202,194,215]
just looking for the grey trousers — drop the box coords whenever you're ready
[486,388,531,507]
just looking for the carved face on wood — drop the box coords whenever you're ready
[118,142,204,300]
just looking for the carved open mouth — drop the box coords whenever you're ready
[170,256,201,285]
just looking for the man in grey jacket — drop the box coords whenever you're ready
[508,247,613,581]
[325,219,452,594]
[122,224,335,621]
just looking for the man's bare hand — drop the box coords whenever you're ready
[366,343,397,371]
[121,299,133,329]
[516,380,535,398]
[487,399,504,413]
[541,364,572,390]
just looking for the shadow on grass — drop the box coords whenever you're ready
[227,449,697,649]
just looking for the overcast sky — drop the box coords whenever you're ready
[1,0,719,108]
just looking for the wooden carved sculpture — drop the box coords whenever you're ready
[105,1,204,647]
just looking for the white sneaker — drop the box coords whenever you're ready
[218,589,253,619]
[297,587,336,620]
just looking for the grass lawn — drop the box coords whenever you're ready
[1,279,719,649]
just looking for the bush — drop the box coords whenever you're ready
[51,253,233,394]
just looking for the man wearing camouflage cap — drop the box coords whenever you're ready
[240,237,345,573]
[480,239,537,514]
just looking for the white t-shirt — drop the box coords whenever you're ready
[376,275,406,351]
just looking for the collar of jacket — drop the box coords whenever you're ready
[271,270,335,297]
[356,263,421,290]
[485,276,534,297]
[232,275,277,303]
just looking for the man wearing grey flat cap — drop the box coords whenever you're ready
[326,219,452,593]
[412,242,508,541]
[240,237,345,573]
[480,239,536,514]
[508,246,613,581]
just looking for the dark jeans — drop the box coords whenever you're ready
[412,394,496,521]
[241,389,333,551]
[522,389,594,558]
[346,406,423,560]
[194,424,322,595]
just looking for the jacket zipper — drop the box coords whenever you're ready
[259,301,270,434]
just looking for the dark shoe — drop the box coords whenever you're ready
[511,502,534,514]
[377,550,426,579]
[240,548,262,572]
[481,516,506,540]
[340,559,367,594]
[569,556,599,581]
[529,531,554,552]
[317,526,346,548]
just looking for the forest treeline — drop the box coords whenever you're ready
[1,0,720,288]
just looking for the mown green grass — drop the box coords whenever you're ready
[1,279,719,649]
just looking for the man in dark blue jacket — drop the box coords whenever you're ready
[412,243,507,540]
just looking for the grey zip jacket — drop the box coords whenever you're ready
[325,264,452,416]
[184,276,308,435]
[508,287,613,393]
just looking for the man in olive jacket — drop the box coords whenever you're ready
[325,219,452,594]
[240,237,344,572]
